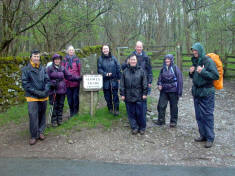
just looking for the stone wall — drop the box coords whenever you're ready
[0,45,102,112]
[79,54,100,115]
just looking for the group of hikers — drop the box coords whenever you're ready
[21,41,219,149]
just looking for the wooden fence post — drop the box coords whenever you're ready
[223,54,228,77]
[176,44,182,71]
[116,47,121,63]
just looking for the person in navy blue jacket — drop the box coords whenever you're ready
[97,45,121,116]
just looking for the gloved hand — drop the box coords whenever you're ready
[50,83,57,90]
[75,76,83,81]
[78,76,83,81]
[43,90,49,97]
[50,79,60,90]
[34,90,46,98]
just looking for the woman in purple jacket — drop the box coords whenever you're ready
[47,54,80,127]
[61,45,81,117]
[155,54,183,127]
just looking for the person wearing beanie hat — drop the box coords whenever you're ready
[21,49,50,145]
[47,53,81,127]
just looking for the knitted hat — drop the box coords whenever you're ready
[52,54,62,61]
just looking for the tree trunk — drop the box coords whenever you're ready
[182,1,191,53]
[232,30,235,55]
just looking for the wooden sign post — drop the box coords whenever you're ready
[83,74,103,116]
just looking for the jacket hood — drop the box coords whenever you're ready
[191,42,206,58]
[163,54,174,68]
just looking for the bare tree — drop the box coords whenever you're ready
[0,0,62,55]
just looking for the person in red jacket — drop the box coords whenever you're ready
[61,45,81,117]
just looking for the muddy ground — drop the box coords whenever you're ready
[0,77,235,167]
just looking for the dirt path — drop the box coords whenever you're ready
[0,78,235,167]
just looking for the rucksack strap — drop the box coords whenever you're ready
[161,65,177,79]
[63,58,80,69]
[75,59,80,67]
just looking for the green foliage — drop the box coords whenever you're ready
[77,45,102,58]
[0,103,28,126]
[152,69,160,79]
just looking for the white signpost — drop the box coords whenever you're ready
[83,74,103,116]
[83,74,103,91]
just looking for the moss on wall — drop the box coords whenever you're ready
[0,45,102,112]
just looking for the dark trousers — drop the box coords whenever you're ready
[143,87,151,118]
[49,94,65,123]
[67,87,80,117]
[125,101,146,131]
[157,91,178,124]
[103,88,119,111]
[194,94,215,142]
[28,101,47,139]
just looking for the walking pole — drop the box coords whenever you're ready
[110,78,114,113]
[48,90,56,126]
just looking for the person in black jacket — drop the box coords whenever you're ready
[97,45,121,116]
[120,54,148,135]
[121,41,152,123]
[21,49,50,145]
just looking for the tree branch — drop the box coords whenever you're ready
[17,0,62,35]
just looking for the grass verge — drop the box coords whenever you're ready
[45,102,127,135]
[0,103,28,126]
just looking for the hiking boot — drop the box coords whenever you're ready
[170,122,177,128]
[205,141,213,148]
[194,136,206,142]
[109,109,114,114]
[57,121,63,126]
[39,134,45,140]
[29,138,37,145]
[132,129,138,135]
[139,130,145,135]
[52,122,58,127]
[155,121,165,126]
[114,110,119,116]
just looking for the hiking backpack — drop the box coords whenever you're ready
[206,53,223,90]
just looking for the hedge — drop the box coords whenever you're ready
[0,45,102,112]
